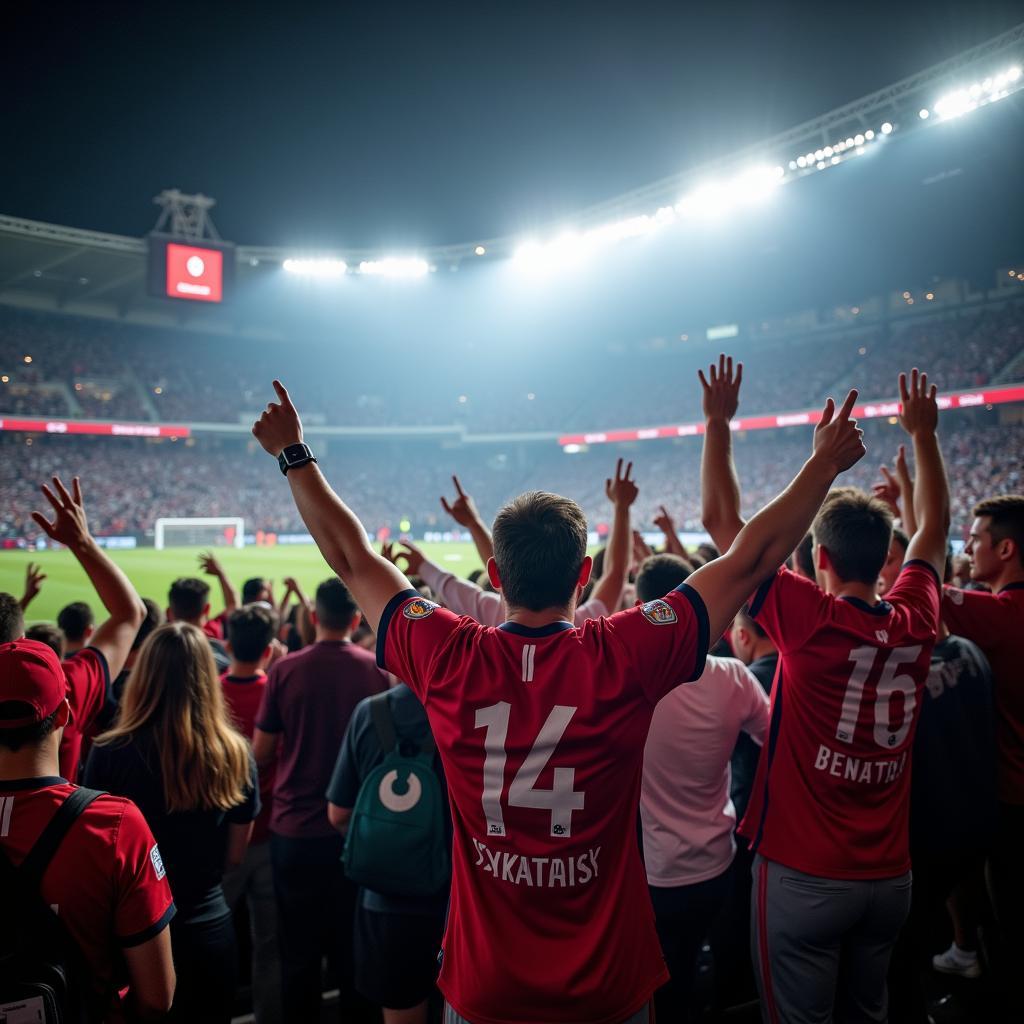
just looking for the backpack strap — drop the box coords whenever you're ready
[369,692,398,754]
[17,787,105,891]
[369,692,436,760]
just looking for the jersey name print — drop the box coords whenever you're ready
[739,561,941,879]
[378,584,709,1024]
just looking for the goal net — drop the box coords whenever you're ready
[154,517,245,551]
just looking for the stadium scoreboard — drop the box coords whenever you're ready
[147,235,234,303]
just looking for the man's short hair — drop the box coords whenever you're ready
[794,533,815,579]
[227,604,277,662]
[0,594,24,644]
[0,702,59,752]
[169,578,211,621]
[133,598,165,651]
[242,577,268,604]
[315,578,359,631]
[812,490,894,585]
[25,623,65,661]
[492,491,588,612]
[636,554,691,603]
[735,602,768,639]
[974,495,1024,567]
[56,601,94,643]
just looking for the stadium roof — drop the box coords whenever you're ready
[1,22,1021,333]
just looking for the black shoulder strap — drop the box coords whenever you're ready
[18,787,105,891]
[369,692,398,754]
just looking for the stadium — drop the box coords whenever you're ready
[1,7,1023,1024]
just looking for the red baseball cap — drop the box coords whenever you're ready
[0,639,69,728]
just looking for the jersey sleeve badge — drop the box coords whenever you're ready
[403,598,439,620]
[641,599,678,625]
[150,843,167,880]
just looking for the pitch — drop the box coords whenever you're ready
[0,543,485,624]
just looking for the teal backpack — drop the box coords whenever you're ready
[342,692,450,896]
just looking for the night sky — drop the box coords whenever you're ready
[4,1,1022,250]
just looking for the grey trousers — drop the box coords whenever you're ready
[223,839,283,1024]
[443,1002,653,1024]
[750,854,912,1024]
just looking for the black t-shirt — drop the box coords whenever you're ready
[729,653,777,824]
[910,634,998,855]
[83,729,259,924]
[327,683,450,916]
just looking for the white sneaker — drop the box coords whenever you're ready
[931,943,981,979]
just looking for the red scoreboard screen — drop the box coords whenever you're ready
[148,237,234,303]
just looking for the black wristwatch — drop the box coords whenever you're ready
[278,442,317,475]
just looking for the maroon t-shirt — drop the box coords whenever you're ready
[256,641,387,838]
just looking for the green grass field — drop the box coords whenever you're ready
[0,543,485,624]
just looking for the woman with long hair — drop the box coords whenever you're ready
[84,621,259,1022]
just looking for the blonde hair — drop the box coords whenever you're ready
[96,622,250,813]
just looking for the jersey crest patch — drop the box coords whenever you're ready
[641,599,677,625]
[150,843,166,880]
[403,598,438,620]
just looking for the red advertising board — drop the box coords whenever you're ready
[0,419,190,438]
[558,383,1024,447]
[165,243,224,302]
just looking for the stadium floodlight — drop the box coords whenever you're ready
[474,245,486,256]
[282,258,347,278]
[881,122,894,134]
[919,108,930,119]
[357,257,430,278]
[931,65,1023,121]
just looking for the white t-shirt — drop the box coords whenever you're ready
[640,655,770,887]
[418,559,608,626]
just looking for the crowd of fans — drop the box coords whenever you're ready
[1,415,1021,548]
[1,298,1021,431]
[2,354,1022,1024]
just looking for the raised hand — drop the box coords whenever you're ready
[31,476,91,550]
[812,390,866,474]
[632,530,653,568]
[20,562,46,611]
[871,464,901,516]
[440,475,481,528]
[199,551,226,578]
[382,540,426,576]
[605,458,639,508]
[898,368,939,437]
[698,353,743,422]
[252,380,304,457]
[653,504,676,535]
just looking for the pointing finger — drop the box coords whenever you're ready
[837,389,858,421]
[272,380,294,408]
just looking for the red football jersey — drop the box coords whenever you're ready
[379,584,709,1024]
[739,561,941,878]
[0,778,175,1015]
[60,647,110,782]
[221,670,275,843]
[942,582,1024,804]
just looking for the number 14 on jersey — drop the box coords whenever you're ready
[475,702,586,839]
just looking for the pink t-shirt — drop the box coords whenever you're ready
[641,655,769,887]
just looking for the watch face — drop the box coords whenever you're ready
[283,443,308,463]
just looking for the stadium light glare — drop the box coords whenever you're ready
[282,258,347,278]
[930,65,1022,122]
[865,129,875,140]
[474,245,486,256]
[881,122,894,135]
[357,257,430,278]
[919,108,930,119]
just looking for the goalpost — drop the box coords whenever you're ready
[154,517,245,551]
